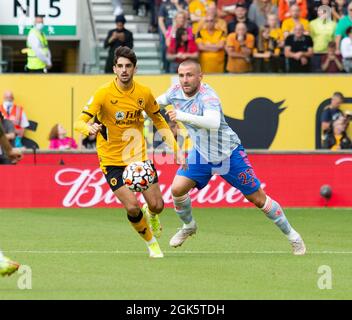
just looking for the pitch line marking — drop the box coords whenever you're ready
[4,250,352,255]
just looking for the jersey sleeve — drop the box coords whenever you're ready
[201,89,221,113]
[74,89,104,136]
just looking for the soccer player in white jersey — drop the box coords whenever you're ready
[157,60,306,255]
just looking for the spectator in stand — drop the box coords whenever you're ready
[49,124,78,150]
[267,13,285,47]
[308,0,332,20]
[253,24,282,71]
[320,91,346,138]
[188,0,216,35]
[248,0,278,28]
[321,41,344,72]
[196,5,228,35]
[332,0,348,22]
[166,11,193,47]
[278,0,308,22]
[335,2,352,54]
[226,22,255,72]
[24,16,52,73]
[217,0,246,24]
[104,15,133,73]
[167,27,199,72]
[284,23,314,72]
[281,4,310,38]
[341,25,352,71]
[196,13,227,72]
[322,116,352,150]
[0,112,16,164]
[227,3,259,37]
[309,5,336,72]
[0,90,29,148]
[159,0,187,72]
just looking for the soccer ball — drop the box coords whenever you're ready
[122,161,156,192]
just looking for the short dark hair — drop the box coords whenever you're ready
[333,92,344,101]
[115,14,126,24]
[346,26,352,36]
[327,41,336,49]
[113,46,137,66]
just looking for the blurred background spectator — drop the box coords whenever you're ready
[309,5,336,72]
[158,0,188,72]
[335,2,352,54]
[196,13,227,73]
[278,0,308,22]
[321,41,344,72]
[281,4,310,38]
[81,133,97,150]
[248,0,278,28]
[196,6,228,35]
[322,116,352,150]
[226,22,255,72]
[331,0,348,22]
[24,16,52,73]
[253,24,282,71]
[320,91,345,140]
[104,15,134,73]
[165,11,193,47]
[49,124,78,150]
[189,0,216,35]
[284,23,313,72]
[0,112,15,164]
[0,90,29,148]
[228,3,259,37]
[340,26,352,72]
[167,27,199,72]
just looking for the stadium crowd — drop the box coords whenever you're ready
[147,0,352,73]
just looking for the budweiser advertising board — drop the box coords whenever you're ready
[0,153,351,208]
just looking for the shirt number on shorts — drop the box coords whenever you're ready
[238,168,255,185]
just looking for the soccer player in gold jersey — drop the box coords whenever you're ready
[74,46,184,258]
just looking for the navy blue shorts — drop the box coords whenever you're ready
[177,145,261,195]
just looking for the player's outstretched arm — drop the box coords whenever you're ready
[166,109,221,130]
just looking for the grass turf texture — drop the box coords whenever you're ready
[0,208,351,300]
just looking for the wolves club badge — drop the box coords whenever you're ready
[138,98,145,107]
[110,178,118,186]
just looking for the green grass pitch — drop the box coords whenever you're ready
[0,207,351,299]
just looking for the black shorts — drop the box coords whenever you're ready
[103,160,159,192]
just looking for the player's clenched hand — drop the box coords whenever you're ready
[89,123,102,135]
[8,148,23,164]
[166,109,177,122]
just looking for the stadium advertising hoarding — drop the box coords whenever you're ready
[0,75,351,150]
[0,0,77,36]
[0,153,351,208]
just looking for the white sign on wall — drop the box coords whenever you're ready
[0,0,77,36]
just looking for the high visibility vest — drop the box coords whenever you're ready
[26,28,49,70]
[0,103,24,134]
